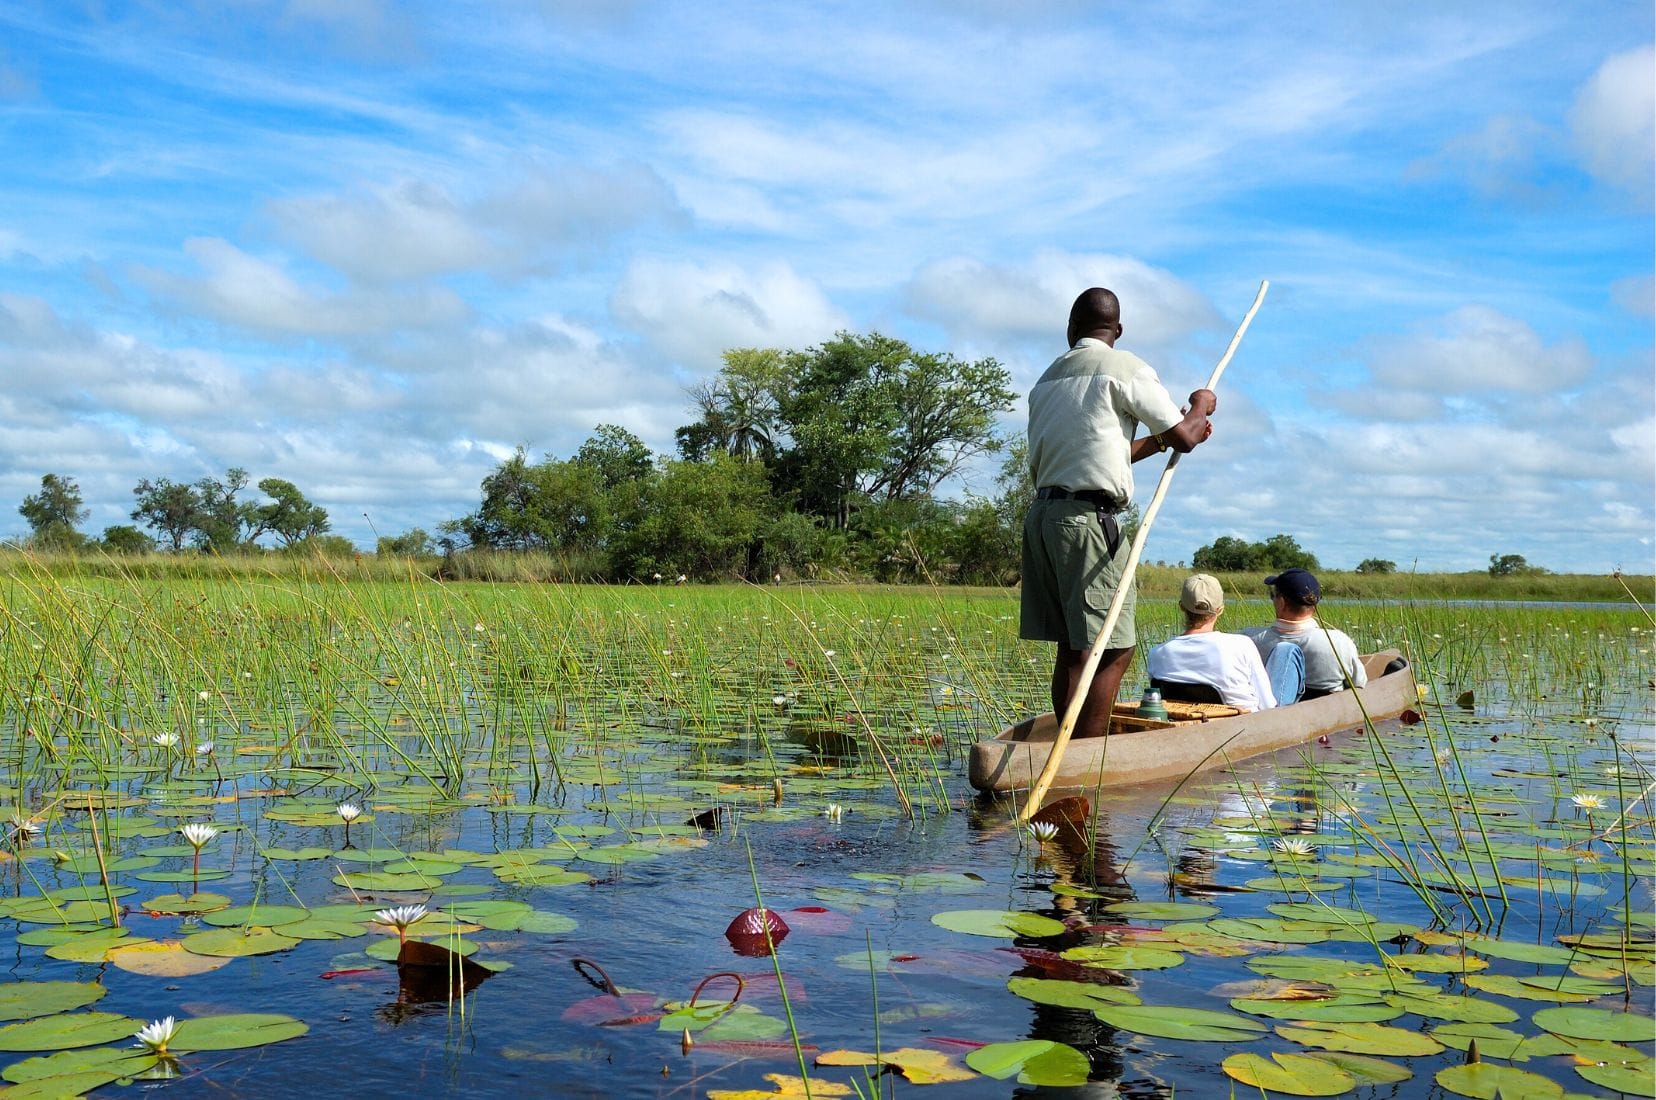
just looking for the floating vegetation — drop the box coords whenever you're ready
[0,573,1647,1096]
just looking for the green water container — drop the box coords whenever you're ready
[1138,687,1168,721]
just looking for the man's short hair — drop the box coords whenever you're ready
[1069,288,1121,332]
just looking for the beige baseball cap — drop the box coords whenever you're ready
[1180,573,1225,615]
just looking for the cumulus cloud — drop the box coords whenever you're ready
[1568,45,1655,199]
[270,163,684,283]
[1408,114,1558,200]
[137,238,468,338]
[902,251,1221,360]
[610,257,848,370]
[1364,306,1592,395]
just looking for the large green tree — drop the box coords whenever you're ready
[770,332,1013,528]
[131,478,202,551]
[18,474,89,549]
[253,478,330,548]
[677,348,786,463]
[1192,533,1320,573]
[609,454,774,581]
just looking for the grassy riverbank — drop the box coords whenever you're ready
[1,547,1648,604]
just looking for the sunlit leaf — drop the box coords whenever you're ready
[1434,1063,1563,1099]
[1532,1005,1656,1042]
[929,910,1065,938]
[108,940,234,976]
[1275,1020,1443,1056]
[0,1012,143,1052]
[964,1039,1089,1085]
[0,982,106,1022]
[815,1046,975,1084]
[1059,945,1184,970]
[170,1013,309,1051]
[1007,977,1140,1010]
[1095,1004,1267,1042]
[706,1072,852,1099]
[1221,1051,1357,1096]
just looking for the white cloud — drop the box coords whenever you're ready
[902,251,1221,362]
[270,163,684,283]
[610,256,847,370]
[1365,306,1592,394]
[137,238,468,337]
[1611,273,1654,317]
[1568,46,1655,198]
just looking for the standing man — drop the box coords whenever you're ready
[1021,287,1217,738]
[1243,567,1367,701]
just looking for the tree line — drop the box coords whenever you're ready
[10,329,1545,583]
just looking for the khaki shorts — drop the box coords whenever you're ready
[1019,497,1135,651]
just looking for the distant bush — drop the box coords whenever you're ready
[1355,558,1396,574]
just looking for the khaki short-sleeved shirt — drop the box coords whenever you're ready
[1026,339,1184,499]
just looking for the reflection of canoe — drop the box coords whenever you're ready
[969,650,1415,793]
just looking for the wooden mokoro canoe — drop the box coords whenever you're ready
[969,650,1416,793]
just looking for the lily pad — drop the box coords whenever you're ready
[1299,1051,1412,1084]
[1532,1005,1656,1042]
[964,1039,1089,1085]
[1434,1063,1563,1099]
[1382,991,1516,1024]
[1,1046,158,1086]
[171,1013,309,1051]
[929,910,1066,938]
[1007,977,1140,1010]
[1222,1051,1357,1096]
[1094,1004,1267,1042]
[201,904,311,928]
[1275,1020,1444,1056]
[140,892,231,915]
[181,926,300,957]
[815,1046,974,1085]
[0,1012,144,1052]
[0,982,106,1022]
[108,941,235,976]
[1059,945,1184,970]
[1102,901,1219,920]
[1576,1061,1656,1097]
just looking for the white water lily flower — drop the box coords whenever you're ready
[196,742,214,757]
[179,823,218,849]
[771,694,788,706]
[823,804,844,824]
[1570,793,1605,812]
[822,649,836,658]
[336,803,362,823]
[197,690,211,701]
[9,816,40,838]
[1273,837,1315,857]
[375,904,429,931]
[133,1016,177,1054]
[1027,821,1058,843]
[152,733,179,749]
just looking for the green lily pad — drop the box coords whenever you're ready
[282,917,371,940]
[365,936,478,961]
[1299,1051,1412,1084]
[0,982,106,1022]
[929,910,1066,938]
[181,926,300,957]
[140,892,231,915]
[965,1039,1089,1086]
[1206,918,1330,944]
[1462,936,1581,965]
[1434,1063,1563,1099]
[201,904,311,928]
[0,1012,144,1052]
[1275,1020,1444,1056]
[45,928,149,963]
[171,1013,309,1051]
[1383,991,1517,1024]
[1576,1061,1656,1097]
[1,1046,158,1086]
[1231,995,1401,1023]
[1222,1051,1357,1096]
[1094,1004,1268,1042]
[1532,1005,1656,1042]
[1102,901,1219,920]
[1059,945,1184,971]
[259,846,334,861]
[1007,977,1140,1010]
[332,870,442,891]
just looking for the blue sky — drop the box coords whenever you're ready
[1,0,1651,572]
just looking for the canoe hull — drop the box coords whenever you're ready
[969,650,1415,793]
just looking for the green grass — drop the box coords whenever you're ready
[2,548,1648,603]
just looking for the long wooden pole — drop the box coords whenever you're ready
[1017,280,1270,821]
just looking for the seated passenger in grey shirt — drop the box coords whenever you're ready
[1242,568,1366,701]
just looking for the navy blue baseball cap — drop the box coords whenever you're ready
[1265,568,1320,604]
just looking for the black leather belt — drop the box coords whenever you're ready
[1035,486,1125,558]
[1036,486,1124,512]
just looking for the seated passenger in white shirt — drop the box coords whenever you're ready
[1147,574,1277,712]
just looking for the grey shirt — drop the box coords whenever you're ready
[1243,621,1367,694]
